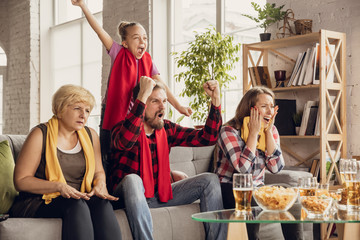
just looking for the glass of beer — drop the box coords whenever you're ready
[298,177,318,197]
[233,173,253,214]
[346,159,360,211]
[316,183,329,197]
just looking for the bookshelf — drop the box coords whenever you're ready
[242,30,347,186]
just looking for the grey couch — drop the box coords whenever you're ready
[0,135,313,240]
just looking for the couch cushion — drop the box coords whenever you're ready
[7,135,27,163]
[0,218,62,240]
[169,146,215,177]
[0,140,18,214]
[265,170,313,187]
[170,147,196,177]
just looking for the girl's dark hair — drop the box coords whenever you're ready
[226,86,275,130]
[118,21,141,41]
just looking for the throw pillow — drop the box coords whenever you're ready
[0,140,18,214]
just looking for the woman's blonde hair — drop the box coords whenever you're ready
[52,84,96,117]
[226,86,275,130]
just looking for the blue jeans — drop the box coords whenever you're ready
[113,173,227,240]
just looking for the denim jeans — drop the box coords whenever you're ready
[113,173,227,240]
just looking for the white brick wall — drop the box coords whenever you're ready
[101,0,151,98]
[269,0,360,158]
[0,0,40,134]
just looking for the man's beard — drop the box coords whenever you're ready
[145,111,164,130]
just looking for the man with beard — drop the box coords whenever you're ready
[108,76,226,240]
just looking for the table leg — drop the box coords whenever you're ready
[337,223,360,240]
[227,223,248,240]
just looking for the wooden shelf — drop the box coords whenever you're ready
[243,29,347,187]
[280,135,320,139]
[245,32,320,49]
[272,84,319,92]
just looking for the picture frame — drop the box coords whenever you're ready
[248,66,272,88]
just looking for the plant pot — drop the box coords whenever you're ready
[260,33,271,42]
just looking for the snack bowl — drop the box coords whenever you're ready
[300,195,333,218]
[253,185,298,212]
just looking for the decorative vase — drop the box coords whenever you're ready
[295,127,300,135]
[260,33,271,41]
[274,70,286,88]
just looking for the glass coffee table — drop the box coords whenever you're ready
[192,204,360,224]
[192,204,360,240]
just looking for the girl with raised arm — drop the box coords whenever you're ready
[71,0,192,172]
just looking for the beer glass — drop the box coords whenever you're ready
[338,158,349,207]
[346,159,360,210]
[316,183,329,197]
[339,158,348,184]
[233,173,253,213]
[298,177,318,196]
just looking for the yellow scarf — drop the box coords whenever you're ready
[42,116,95,204]
[240,116,266,152]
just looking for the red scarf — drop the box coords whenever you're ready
[139,127,173,202]
[102,48,153,130]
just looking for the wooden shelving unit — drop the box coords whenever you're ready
[243,30,347,240]
[242,30,347,186]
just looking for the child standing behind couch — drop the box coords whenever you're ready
[71,0,192,174]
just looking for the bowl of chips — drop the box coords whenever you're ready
[300,195,333,218]
[253,185,298,212]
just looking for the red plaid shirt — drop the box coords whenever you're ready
[215,125,284,187]
[108,99,222,193]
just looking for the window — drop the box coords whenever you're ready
[0,47,5,134]
[50,0,103,132]
[169,0,265,126]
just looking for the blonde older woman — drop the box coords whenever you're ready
[10,85,122,240]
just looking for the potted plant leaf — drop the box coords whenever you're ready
[293,111,303,135]
[242,2,287,41]
[172,26,241,125]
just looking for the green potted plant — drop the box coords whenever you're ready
[172,26,241,125]
[242,2,287,41]
[293,111,303,135]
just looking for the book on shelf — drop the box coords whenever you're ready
[248,67,257,87]
[313,43,336,84]
[296,48,312,86]
[248,66,272,88]
[310,159,319,176]
[314,159,321,178]
[287,52,304,87]
[291,51,307,86]
[305,104,318,135]
[274,99,296,135]
[314,107,321,136]
[302,46,316,85]
[299,100,319,136]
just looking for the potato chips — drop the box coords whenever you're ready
[253,185,298,211]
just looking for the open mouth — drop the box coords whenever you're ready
[263,117,270,123]
[137,47,145,55]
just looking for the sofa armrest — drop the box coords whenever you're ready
[264,170,313,187]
